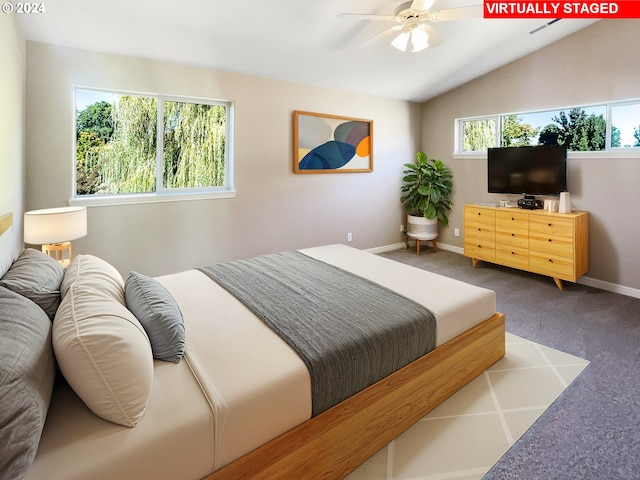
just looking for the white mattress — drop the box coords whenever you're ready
[28,244,496,479]
[27,359,215,480]
[159,244,496,472]
[157,269,312,471]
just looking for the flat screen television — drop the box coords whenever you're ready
[487,145,567,196]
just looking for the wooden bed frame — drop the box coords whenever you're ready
[206,311,505,480]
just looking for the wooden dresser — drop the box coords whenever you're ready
[463,204,589,290]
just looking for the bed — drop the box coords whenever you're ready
[0,212,504,480]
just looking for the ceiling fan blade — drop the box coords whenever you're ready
[358,25,403,48]
[338,13,397,21]
[410,0,436,11]
[429,5,483,22]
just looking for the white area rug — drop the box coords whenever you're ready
[345,333,589,480]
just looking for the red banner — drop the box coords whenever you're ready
[484,1,640,18]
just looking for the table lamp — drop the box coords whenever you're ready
[24,206,87,267]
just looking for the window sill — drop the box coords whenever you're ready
[452,152,485,160]
[453,149,640,160]
[69,190,236,207]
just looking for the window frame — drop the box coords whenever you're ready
[454,99,640,159]
[70,86,235,207]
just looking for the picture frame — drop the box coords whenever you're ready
[293,110,373,174]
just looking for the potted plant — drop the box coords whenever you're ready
[400,151,453,241]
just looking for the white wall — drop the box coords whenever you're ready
[25,42,421,276]
[0,14,26,276]
[421,20,640,292]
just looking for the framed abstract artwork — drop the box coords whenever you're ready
[293,111,373,174]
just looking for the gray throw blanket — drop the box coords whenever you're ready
[199,251,436,416]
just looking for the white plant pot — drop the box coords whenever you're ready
[406,215,438,240]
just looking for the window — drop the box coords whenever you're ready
[510,106,607,151]
[456,100,640,155]
[74,88,234,204]
[461,118,497,152]
[610,102,640,148]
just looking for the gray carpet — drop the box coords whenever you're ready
[379,247,640,480]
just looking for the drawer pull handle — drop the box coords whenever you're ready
[548,259,554,263]
[511,233,515,237]
[511,251,515,255]
[511,217,515,221]
[548,238,552,242]
[548,223,552,227]
[478,245,482,248]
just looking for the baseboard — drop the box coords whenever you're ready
[578,276,640,299]
[365,243,405,254]
[434,242,464,255]
[367,242,640,300]
[366,242,463,255]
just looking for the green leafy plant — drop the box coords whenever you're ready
[400,151,453,227]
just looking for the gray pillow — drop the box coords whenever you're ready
[0,248,64,320]
[124,272,185,363]
[0,286,56,480]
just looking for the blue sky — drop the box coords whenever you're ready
[75,88,117,111]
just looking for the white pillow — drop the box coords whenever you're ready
[53,283,153,427]
[61,254,125,304]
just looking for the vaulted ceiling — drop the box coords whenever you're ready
[17,0,597,102]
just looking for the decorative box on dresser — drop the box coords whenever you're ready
[463,204,589,290]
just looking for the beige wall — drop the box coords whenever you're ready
[25,42,420,276]
[421,20,640,292]
[0,14,26,275]
[21,22,640,291]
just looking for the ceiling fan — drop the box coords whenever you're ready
[339,0,483,53]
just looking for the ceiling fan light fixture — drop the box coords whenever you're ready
[391,31,411,51]
[410,27,429,52]
[391,25,429,53]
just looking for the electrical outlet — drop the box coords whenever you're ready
[400,224,404,232]
[347,232,352,242]
[454,228,460,237]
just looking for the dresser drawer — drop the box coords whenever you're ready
[496,211,528,249]
[495,230,528,249]
[465,226,495,246]
[529,216,574,237]
[464,207,495,231]
[465,208,495,249]
[530,234,574,258]
[464,206,496,263]
[529,251,575,280]
[464,242,495,262]
[496,246,529,270]
[496,211,529,231]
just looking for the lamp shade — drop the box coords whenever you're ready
[24,207,87,245]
